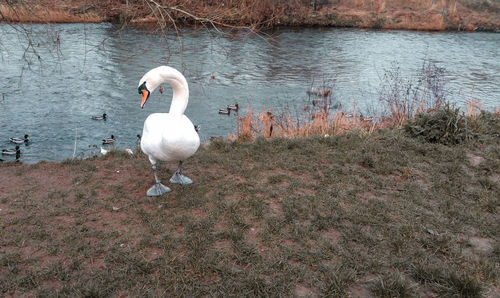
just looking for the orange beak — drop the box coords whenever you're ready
[140,89,149,109]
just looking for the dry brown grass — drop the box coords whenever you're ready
[230,104,390,141]
[383,87,442,127]
[0,4,102,23]
[1,0,498,31]
[466,99,482,117]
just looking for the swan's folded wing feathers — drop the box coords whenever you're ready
[141,113,199,162]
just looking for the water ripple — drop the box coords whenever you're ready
[0,24,499,163]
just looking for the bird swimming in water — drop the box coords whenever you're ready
[102,135,115,144]
[228,104,239,111]
[219,107,230,115]
[9,135,29,144]
[2,146,21,161]
[92,113,107,120]
[2,145,20,155]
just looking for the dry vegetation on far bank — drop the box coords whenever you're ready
[1,0,499,31]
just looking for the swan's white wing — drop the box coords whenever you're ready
[141,113,200,163]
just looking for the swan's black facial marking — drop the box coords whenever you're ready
[139,81,151,109]
[138,81,150,96]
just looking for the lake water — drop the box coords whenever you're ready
[0,23,499,163]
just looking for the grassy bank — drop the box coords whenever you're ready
[1,0,499,31]
[1,111,499,296]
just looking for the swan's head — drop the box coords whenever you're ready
[138,81,150,109]
[138,66,189,112]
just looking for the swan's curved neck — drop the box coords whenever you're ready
[163,74,189,116]
[142,66,189,115]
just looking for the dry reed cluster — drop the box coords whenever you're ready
[0,4,101,23]
[230,105,391,141]
[233,108,342,141]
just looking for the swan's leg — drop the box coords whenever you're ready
[147,164,171,196]
[170,161,193,185]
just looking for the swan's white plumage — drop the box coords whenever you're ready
[139,66,200,165]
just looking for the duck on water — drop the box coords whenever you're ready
[102,135,115,144]
[218,107,231,115]
[9,134,29,144]
[218,104,239,115]
[2,145,21,161]
[92,113,107,120]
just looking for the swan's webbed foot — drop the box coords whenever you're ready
[169,160,193,185]
[146,182,171,197]
[170,172,193,185]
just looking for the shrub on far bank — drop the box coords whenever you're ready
[403,103,500,145]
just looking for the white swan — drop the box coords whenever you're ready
[138,66,200,196]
